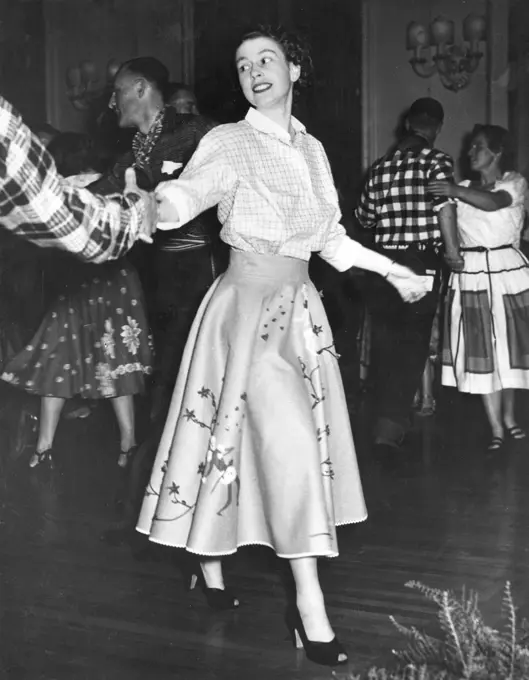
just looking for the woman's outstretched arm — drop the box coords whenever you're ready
[428,180,512,212]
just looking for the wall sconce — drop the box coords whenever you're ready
[407,14,486,92]
[65,58,121,110]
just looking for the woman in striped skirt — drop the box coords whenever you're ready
[430,124,529,452]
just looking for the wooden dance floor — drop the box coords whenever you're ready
[1,381,528,679]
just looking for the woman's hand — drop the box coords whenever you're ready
[428,180,459,199]
[386,263,432,303]
[444,248,465,272]
[155,181,181,227]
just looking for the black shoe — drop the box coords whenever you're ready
[285,605,347,667]
[373,417,406,448]
[29,448,54,470]
[189,572,240,610]
[117,446,138,469]
[487,436,505,453]
[506,426,526,441]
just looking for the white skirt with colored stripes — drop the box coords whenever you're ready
[442,245,529,394]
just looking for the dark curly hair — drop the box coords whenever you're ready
[237,25,313,93]
[471,124,515,174]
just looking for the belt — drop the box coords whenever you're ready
[160,237,209,252]
[379,242,442,253]
[460,244,514,252]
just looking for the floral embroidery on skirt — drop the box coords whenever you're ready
[1,263,153,399]
[137,250,366,559]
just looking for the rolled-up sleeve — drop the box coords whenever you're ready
[429,154,455,212]
[0,96,145,263]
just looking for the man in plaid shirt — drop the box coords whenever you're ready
[0,95,155,261]
[356,98,463,450]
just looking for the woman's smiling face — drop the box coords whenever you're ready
[235,36,300,110]
[468,132,501,174]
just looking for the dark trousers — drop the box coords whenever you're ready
[152,244,224,414]
[366,246,442,439]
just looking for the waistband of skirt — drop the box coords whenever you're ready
[227,249,309,282]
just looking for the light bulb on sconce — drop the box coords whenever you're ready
[407,13,486,92]
[430,16,455,46]
[65,58,121,111]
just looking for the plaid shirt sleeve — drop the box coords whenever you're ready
[0,96,146,263]
[428,152,455,212]
[355,167,378,228]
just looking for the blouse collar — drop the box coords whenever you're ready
[245,107,306,143]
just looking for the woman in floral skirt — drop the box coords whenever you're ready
[137,27,430,667]
[1,133,153,469]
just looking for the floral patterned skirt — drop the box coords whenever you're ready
[1,262,153,399]
[136,250,367,558]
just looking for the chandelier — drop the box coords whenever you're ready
[65,58,121,110]
[406,14,487,92]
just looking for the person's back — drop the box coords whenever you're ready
[359,139,453,245]
[355,97,462,451]
[356,97,455,247]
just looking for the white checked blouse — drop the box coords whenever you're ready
[157,107,363,272]
[355,144,454,245]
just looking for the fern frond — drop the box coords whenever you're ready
[498,581,516,678]
[437,591,467,674]
[389,616,446,666]
[389,581,529,679]
[405,581,447,607]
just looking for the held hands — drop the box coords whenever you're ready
[444,249,465,272]
[123,168,157,244]
[155,180,181,229]
[385,262,431,303]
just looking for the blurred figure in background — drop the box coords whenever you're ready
[35,123,60,148]
[356,97,463,451]
[166,82,199,115]
[1,132,153,470]
[90,58,224,423]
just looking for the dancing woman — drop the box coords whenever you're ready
[430,124,529,452]
[1,133,153,469]
[137,27,430,666]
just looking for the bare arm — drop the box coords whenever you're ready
[453,184,512,211]
[438,202,464,271]
[429,180,512,212]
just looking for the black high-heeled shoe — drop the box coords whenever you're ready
[117,445,137,469]
[286,605,348,667]
[29,448,54,470]
[189,572,240,610]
